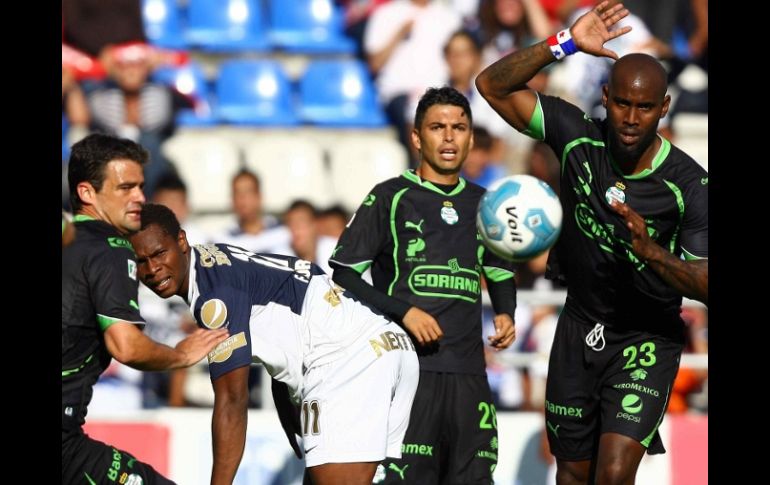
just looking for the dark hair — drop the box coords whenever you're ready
[232,168,261,191]
[414,87,472,129]
[444,29,483,57]
[472,126,494,151]
[154,172,187,195]
[139,203,181,238]
[319,204,349,221]
[68,133,149,211]
[287,199,318,217]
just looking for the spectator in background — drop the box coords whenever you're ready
[284,200,339,275]
[62,0,146,58]
[216,169,292,254]
[317,205,350,240]
[460,126,507,188]
[338,0,392,61]
[150,173,208,245]
[85,42,191,199]
[477,0,553,69]
[365,0,461,159]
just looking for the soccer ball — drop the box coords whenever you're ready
[476,175,562,262]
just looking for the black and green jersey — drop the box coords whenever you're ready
[330,170,516,375]
[62,217,145,430]
[529,94,708,334]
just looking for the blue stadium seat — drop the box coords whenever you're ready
[299,59,386,127]
[268,0,355,54]
[142,0,187,49]
[215,60,299,126]
[152,62,216,126]
[184,0,269,52]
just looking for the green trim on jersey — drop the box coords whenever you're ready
[641,384,673,448]
[663,180,685,253]
[483,266,516,282]
[351,261,373,273]
[62,353,95,377]
[523,95,545,141]
[611,136,671,179]
[73,214,96,222]
[681,248,706,261]
[562,138,606,175]
[97,314,144,331]
[663,180,685,221]
[388,187,411,295]
[402,170,467,196]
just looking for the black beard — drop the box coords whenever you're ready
[609,130,657,167]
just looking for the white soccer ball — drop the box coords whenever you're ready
[476,174,562,262]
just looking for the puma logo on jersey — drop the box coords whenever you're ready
[404,219,424,233]
[388,463,410,480]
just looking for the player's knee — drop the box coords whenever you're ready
[595,458,634,485]
[555,461,590,485]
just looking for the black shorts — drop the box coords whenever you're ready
[62,429,175,485]
[544,310,684,462]
[377,371,498,485]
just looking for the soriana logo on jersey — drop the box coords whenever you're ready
[200,298,228,329]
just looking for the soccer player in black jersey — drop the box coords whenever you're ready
[329,86,518,483]
[476,2,708,484]
[62,134,228,485]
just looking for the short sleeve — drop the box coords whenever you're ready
[329,184,392,274]
[90,247,144,331]
[197,288,254,381]
[679,174,708,260]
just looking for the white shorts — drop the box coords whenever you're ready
[300,321,419,467]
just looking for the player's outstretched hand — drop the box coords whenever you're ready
[488,313,516,350]
[176,328,230,366]
[402,307,443,346]
[571,0,632,60]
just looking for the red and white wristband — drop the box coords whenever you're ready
[547,29,579,60]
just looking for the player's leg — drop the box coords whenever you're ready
[593,433,645,485]
[554,459,591,485]
[308,462,380,485]
[62,432,175,485]
[599,330,684,483]
[444,373,499,484]
[303,322,416,482]
[544,312,604,485]
[379,370,443,484]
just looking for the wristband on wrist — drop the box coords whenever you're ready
[547,29,579,60]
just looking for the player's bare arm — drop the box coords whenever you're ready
[611,200,708,305]
[476,0,631,131]
[104,323,228,370]
[211,366,250,485]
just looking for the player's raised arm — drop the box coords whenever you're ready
[475,0,632,131]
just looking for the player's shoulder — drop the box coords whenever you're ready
[661,141,708,186]
[71,220,136,262]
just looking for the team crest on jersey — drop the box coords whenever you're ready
[127,260,137,280]
[440,201,459,225]
[200,299,228,329]
[605,184,626,205]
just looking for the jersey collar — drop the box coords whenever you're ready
[402,169,467,196]
[609,134,671,179]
